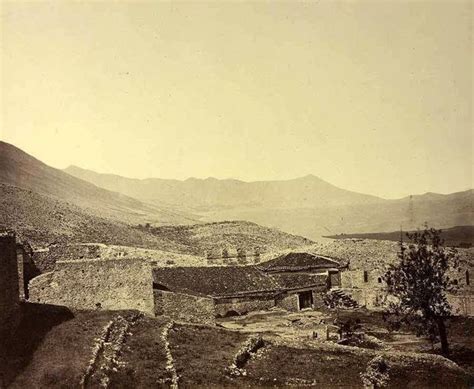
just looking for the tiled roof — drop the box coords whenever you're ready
[153,266,281,298]
[259,252,340,273]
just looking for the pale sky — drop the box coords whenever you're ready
[1,1,472,199]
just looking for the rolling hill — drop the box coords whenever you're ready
[140,220,313,257]
[65,165,473,241]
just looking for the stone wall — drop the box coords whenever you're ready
[341,269,385,289]
[448,295,474,317]
[29,258,154,315]
[329,271,341,288]
[0,232,20,335]
[276,293,299,311]
[276,289,326,311]
[154,290,216,325]
[215,295,275,317]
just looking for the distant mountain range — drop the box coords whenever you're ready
[64,165,381,210]
[0,141,471,245]
[64,164,473,241]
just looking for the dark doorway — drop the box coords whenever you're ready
[298,291,313,310]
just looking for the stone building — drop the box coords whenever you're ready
[448,261,474,316]
[0,231,22,335]
[153,252,342,324]
[340,269,388,309]
[329,240,474,315]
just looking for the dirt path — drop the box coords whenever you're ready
[82,312,142,388]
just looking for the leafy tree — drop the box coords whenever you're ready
[383,225,459,356]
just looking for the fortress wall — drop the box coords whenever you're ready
[0,232,20,334]
[154,290,216,325]
[29,258,154,315]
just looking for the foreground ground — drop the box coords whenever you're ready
[1,303,473,388]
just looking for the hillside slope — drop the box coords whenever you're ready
[0,183,313,255]
[0,141,197,226]
[0,183,191,252]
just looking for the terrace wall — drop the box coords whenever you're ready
[29,258,154,315]
[154,290,216,325]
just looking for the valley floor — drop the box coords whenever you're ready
[1,303,473,388]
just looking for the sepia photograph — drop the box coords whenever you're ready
[0,0,472,388]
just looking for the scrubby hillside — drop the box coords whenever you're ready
[0,183,312,258]
[139,220,314,256]
[0,141,198,226]
[0,183,190,252]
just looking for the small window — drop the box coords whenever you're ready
[363,271,368,283]
[466,270,470,286]
[377,277,382,284]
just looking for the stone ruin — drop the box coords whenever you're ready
[205,247,262,266]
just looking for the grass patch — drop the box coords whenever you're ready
[168,324,247,387]
[108,317,171,388]
[3,304,118,389]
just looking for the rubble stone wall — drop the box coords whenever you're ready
[276,293,299,311]
[154,290,216,325]
[215,295,275,316]
[448,294,474,317]
[276,289,326,311]
[0,232,20,335]
[29,258,154,315]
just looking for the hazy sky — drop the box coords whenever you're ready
[1,1,472,199]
